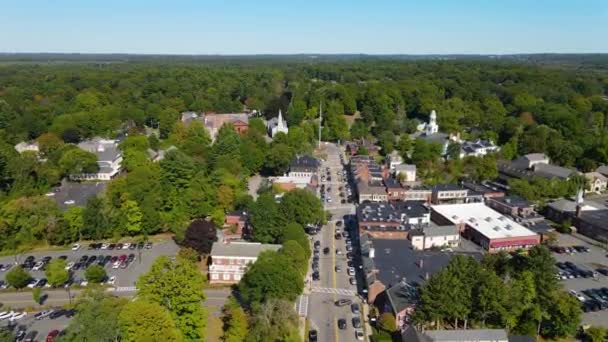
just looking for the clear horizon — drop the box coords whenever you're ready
[2,0,607,55]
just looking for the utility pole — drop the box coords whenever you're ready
[318,101,322,148]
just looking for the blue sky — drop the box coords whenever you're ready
[2,0,606,54]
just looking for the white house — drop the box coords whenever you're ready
[70,138,122,181]
[459,139,500,158]
[585,172,607,193]
[209,241,281,284]
[387,150,404,171]
[410,225,460,250]
[14,141,40,154]
[394,164,416,182]
[267,110,288,138]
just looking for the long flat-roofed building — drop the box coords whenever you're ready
[431,203,540,252]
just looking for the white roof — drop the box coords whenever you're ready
[431,203,538,240]
[394,164,416,172]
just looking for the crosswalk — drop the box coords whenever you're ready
[311,286,357,297]
[107,286,137,292]
[296,295,309,316]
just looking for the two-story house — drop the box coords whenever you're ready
[208,241,281,284]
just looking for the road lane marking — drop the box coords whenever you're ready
[311,287,357,296]
[331,202,339,342]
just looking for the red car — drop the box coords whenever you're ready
[46,330,59,342]
[118,254,127,262]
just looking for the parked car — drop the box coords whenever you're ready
[49,309,65,319]
[46,330,60,342]
[355,330,364,340]
[24,330,38,342]
[27,279,40,289]
[351,303,360,314]
[10,312,27,321]
[597,268,608,276]
[323,247,330,255]
[335,299,352,306]
[32,261,45,271]
[65,309,76,318]
[127,254,135,262]
[36,279,48,288]
[116,243,124,250]
[145,242,153,249]
[14,327,26,341]
[352,317,362,328]
[64,262,75,270]
[71,244,81,251]
[337,318,347,329]
[106,276,116,285]
[35,309,54,320]
[0,311,15,320]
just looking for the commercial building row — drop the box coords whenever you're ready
[356,201,540,253]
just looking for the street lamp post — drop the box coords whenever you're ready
[66,286,72,305]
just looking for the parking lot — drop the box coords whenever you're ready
[552,233,608,327]
[0,239,179,340]
[1,313,71,341]
[0,239,179,292]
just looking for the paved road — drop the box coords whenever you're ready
[0,286,230,309]
[308,142,361,342]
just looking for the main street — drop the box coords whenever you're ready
[308,142,360,342]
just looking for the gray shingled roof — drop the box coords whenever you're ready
[425,329,508,341]
[533,163,577,179]
[210,242,281,258]
[596,165,608,176]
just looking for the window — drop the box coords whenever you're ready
[211,273,219,280]
[234,274,241,281]
[223,273,230,280]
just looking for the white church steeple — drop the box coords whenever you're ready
[426,110,439,135]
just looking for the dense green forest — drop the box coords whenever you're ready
[0,58,607,251]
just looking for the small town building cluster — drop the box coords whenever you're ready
[413,110,500,158]
[269,154,320,192]
[70,138,123,181]
[181,111,251,140]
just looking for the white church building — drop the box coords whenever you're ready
[267,110,288,138]
[417,109,439,135]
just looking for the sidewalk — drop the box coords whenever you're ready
[362,301,372,342]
